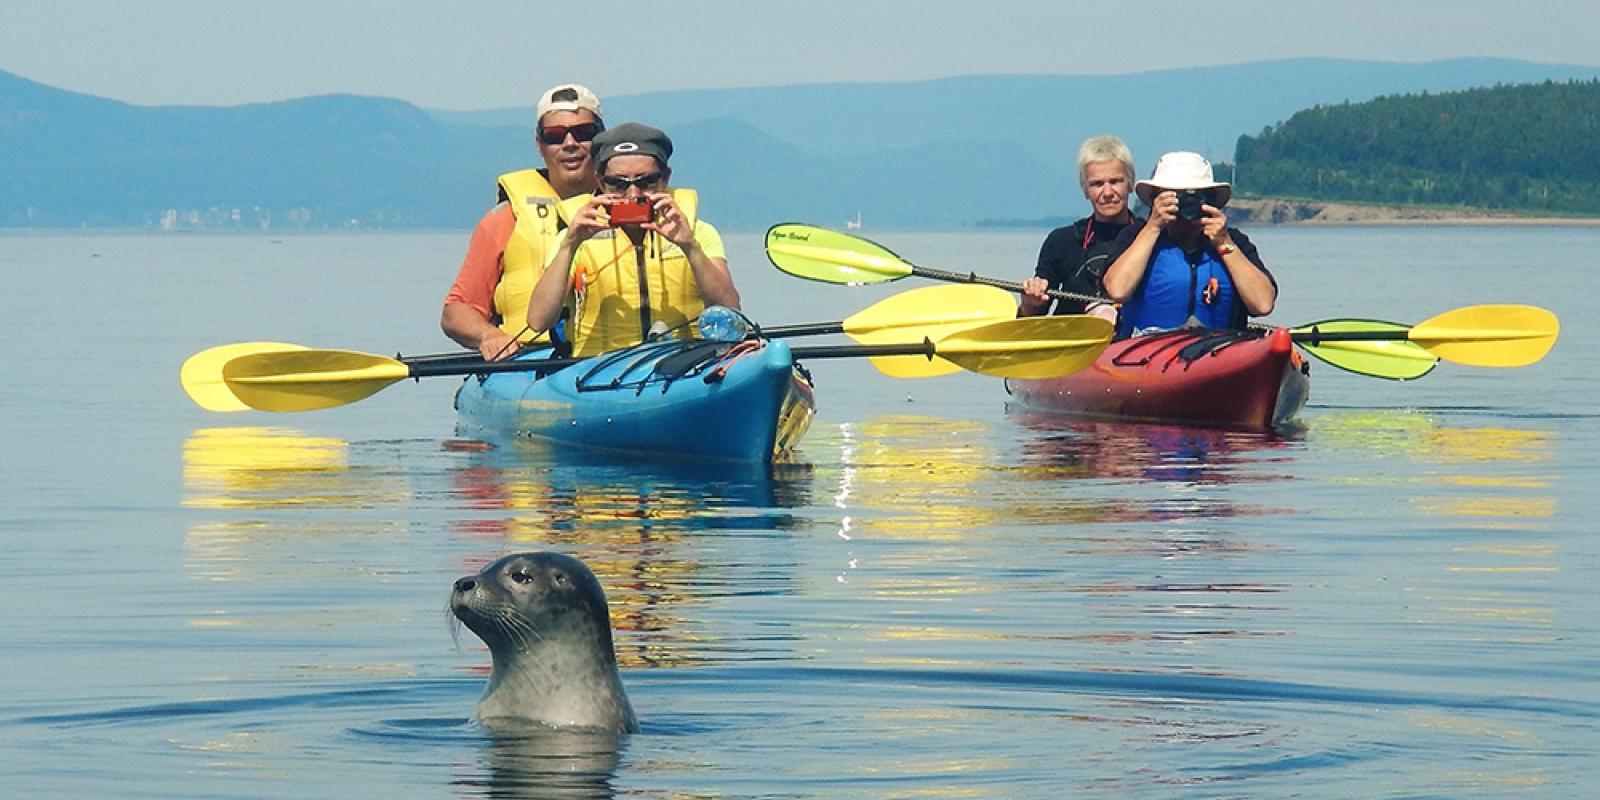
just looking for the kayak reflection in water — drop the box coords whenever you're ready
[1102,151,1277,340]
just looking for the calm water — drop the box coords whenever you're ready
[3,226,1598,797]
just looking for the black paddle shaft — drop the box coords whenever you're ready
[910,264,1102,305]
[761,321,846,338]
[403,355,584,378]
[400,338,947,377]
[912,264,1414,344]
[790,341,936,361]
[1290,328,1412,345]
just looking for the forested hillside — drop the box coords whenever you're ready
[1234,80,1600,214]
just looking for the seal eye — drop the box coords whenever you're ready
[510,570,534,585]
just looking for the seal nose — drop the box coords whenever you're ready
[454,577,477,593]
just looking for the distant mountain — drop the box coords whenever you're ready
[1,69,528,228]
[6,58,1600,230]
[1234,79,1600,213]
[439,58,1600,172]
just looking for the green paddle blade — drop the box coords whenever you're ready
[766,223,912,284]
[1409,304,1559,367]
[223,350,411,412]
[181,342,310,411]
[849,284,1019,377]
[1289,320,1439,380]
[929,316,1112,380]
[1292,305,1560,371]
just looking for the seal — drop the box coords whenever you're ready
[451,551,638,733]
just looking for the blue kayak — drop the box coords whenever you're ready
[453,337,815,463]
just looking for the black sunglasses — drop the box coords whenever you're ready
[538,122,603,146]
[601,173,664,192]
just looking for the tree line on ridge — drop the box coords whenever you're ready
[1231,79,1600,215]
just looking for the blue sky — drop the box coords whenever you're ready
[8,1,1600,109]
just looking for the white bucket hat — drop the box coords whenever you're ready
[1135,151,1231,207]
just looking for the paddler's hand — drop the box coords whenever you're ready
[644,192,695,247]
[1085,302,1118,324]
[476,331,520,362]
[1019,277,1051,316]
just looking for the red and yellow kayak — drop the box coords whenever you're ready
[1005,327,1310,431]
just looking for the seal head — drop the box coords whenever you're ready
[451,551,638,733]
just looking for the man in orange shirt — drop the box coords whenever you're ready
[441,84,603,360]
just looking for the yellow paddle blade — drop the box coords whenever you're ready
[1288,321,1438,380]
[930,316,1113,379]
[1409,305,1559,367]
[865,347,962,378]
[849,285,1020,378]
[223,350,412,412]
[181,342,309,412]
[842,284,1018,335]
[766,223,911,284]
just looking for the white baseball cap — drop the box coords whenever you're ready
[535,84,602,124]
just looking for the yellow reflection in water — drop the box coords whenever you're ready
[1400,711,1551,791]
[181,426,422,671]
[182,426,410,509]
[825,415,1003,539]
[1412,496,1556,520]
[1314,410,1557,525]
[178,428,749,672]
[467,475,709,538]
[442,455,801,670]
[1312,411,1555,467]
[1436,475,1549,490]
[1420,426,1551,464]
[1309,410,1438,456]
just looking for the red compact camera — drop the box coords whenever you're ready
[606,197,653,226]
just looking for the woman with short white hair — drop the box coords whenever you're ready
[1019,135,1140,323]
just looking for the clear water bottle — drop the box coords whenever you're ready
[697,306,751,342]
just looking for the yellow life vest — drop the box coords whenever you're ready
[491,169,572,343]
[565,188,713,357]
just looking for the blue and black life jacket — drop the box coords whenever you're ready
[1115,239,1237,339]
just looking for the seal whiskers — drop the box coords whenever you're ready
[450,551,638,733]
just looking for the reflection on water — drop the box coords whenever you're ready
[1002,410,1298,534]
[445,441,813,538]
[1310,410,1555,464]
[1310,410,1557,519]
[182,426,396,509]
[181,425,420,591]
[792,413,1298,668]
[1008,409,1300,484]
[181,424,820,672]
[821,415,1002,540]
[1308,409,1560,652]
[464,728,624,800]
[14,228,1600,797]
[442,443,816,669]
[160,400,1582,796]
